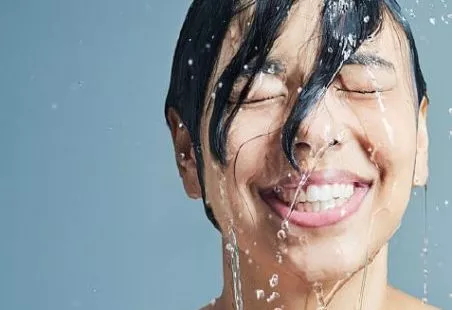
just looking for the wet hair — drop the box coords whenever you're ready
[164,0,427,229]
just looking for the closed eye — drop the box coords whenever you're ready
[243,95,285,105]
[334,87,379,94]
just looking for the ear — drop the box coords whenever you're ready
[167,108,202,199]
[413,96,429,187]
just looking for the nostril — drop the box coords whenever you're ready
[329,139,339,147]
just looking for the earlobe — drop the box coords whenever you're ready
[177,146,202,199]
[413,96,429,187]
[167,108,202,199]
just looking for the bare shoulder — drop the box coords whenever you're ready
[386,286,440,310]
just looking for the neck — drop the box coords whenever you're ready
[214,240,389,310]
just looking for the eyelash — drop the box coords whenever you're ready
[244,96,277,104]
[335,87,378,94]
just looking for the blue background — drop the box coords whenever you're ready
[1,0,451,309]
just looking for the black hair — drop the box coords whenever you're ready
[164,0,427,229]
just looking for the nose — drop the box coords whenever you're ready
[287,93,345,165]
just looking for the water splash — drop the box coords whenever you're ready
[313,282,327,310]
[421,185,430,304]
[226,227,243,310]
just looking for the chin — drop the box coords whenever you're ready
[278,239,371,284]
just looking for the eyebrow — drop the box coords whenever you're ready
[344,52,395,71]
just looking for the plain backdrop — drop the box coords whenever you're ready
[1,0,451,309]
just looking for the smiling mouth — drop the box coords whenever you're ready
[260,170,372,228]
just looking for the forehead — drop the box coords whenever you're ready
[270,2,412,83]
[209,1,415,106]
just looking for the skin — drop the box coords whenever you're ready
[167,1,437,309]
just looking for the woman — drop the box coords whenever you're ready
[164,0,438,309]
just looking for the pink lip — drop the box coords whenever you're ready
[260,170,372,228]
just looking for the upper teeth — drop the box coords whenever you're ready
[277,184,354,203]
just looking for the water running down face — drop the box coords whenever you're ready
[167,0,429,300]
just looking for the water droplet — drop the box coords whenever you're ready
[448,292,452,299]
[218,82,223,88]
[225,243,234,253]
[210,298,216,306]
[445,200,449,205]
[281,220,289,231]
[429,17,436,25]
[276,252,283,264]
[205,43,211,49]
[448,108,452,115]
[277,229,287,240]
[364,15,370,23]
[327,47,333,53]
[269,274,279,288]
[297,87,302,93]
[256,289,265,300]
[188,59,194,66]
[245,249,250,255]
[51,103,58,109]
[266,292,280,303]
[248,258,253,264]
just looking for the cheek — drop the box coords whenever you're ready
[225,107,288,184]
[351,99,417,172]
[201,109,283,227]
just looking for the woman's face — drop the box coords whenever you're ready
[175,1,429,284]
